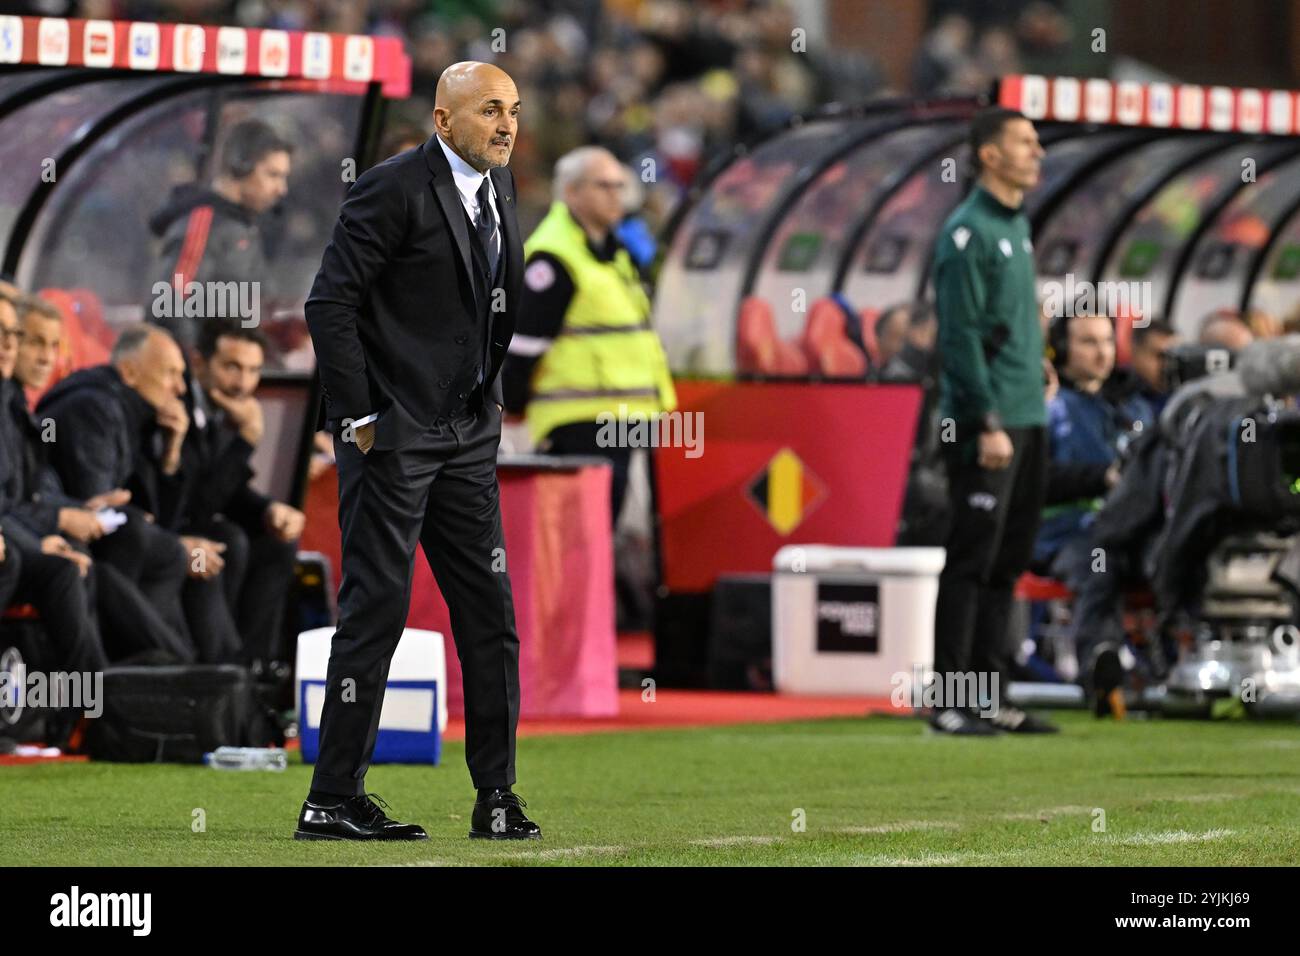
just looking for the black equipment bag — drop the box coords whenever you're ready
[84,664,283,763]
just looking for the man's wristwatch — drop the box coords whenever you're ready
[979,411,1003,434]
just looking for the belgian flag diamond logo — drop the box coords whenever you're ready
[747,448,826,535]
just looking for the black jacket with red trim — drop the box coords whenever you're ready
[145,184,268,348]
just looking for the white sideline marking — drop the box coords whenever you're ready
[498,844,627,860]
[383,860,454,867]
[1168,792,1237,804]
[369,805,1250,865]
[1111,828,1236,846]
[836,820,959,834]
[1002,804,1093,821]
[1002,791,1243,821]
[712,733,916,744]
[690,835,780,847]
[849,851,979,866]
[370,847,630,865]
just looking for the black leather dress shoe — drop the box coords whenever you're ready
[469,789,542,840]
[294,793,429,841]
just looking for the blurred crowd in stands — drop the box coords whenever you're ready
[915,1,1072,96]
[19,0,1074,230]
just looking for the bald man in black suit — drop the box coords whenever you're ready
[298,62,539,841]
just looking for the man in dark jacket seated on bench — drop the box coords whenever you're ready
[2,293,194,663]
[1033,313,1154,710]
[0,286,108,676]
[171,318,303,669]
[36,324,236,662]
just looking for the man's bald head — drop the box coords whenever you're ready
[433,61,520,172]
[435,61,515,111]
[113,324,187,410]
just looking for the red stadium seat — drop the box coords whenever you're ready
[66,288,116,353]
[1016,571,1155,616]
[1113,304,1137,368]
[736,296,809,376]
[801,297,867,378]
[1015,571,1073,602]
[858,307,881,368]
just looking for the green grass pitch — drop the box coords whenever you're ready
[5,711,1300,865]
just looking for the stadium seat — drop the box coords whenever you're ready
[801,297,868,378]
[736,296,809,376]
[66,288,116,353]
[1015,570,1154,608]
[1016,570,1156,694]
[858,307,881,368]
[1014,571,1073,602]
[1113,305,1136,367]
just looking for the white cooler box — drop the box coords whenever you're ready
[772,546,944,696]
[296,627,449,765]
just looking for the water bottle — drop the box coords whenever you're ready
[204,746,288,771]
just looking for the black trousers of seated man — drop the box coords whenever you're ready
[94,559,196,663]
[932,424,1048,711]
[0,544,108,674]
[185,514,298,665]
[311,401,520,797]
[75,508,194,663]
[91,506,239,664]
[89,505,193,658]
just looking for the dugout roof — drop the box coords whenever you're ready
[0,14,411,505]
[656,75,1300,379]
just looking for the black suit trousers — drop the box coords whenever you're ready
[310,401,520,796]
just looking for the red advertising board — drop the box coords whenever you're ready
[654,380,922,593]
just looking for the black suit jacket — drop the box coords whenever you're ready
[305,135,523,452]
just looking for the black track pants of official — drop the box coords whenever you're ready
[933,425,1047,709]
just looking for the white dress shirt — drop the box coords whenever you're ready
[436,133,501,266]
[351,135,500,430]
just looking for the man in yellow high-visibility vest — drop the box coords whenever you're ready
[502,146,676,525]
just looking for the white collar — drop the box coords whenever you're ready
[435,134,493,207]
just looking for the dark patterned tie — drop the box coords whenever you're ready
[475,177,499,279]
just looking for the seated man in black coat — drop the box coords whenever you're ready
[0,287,107,675]
[3,293,191,662]
[36,323,239,663]
[176,318,303,667]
